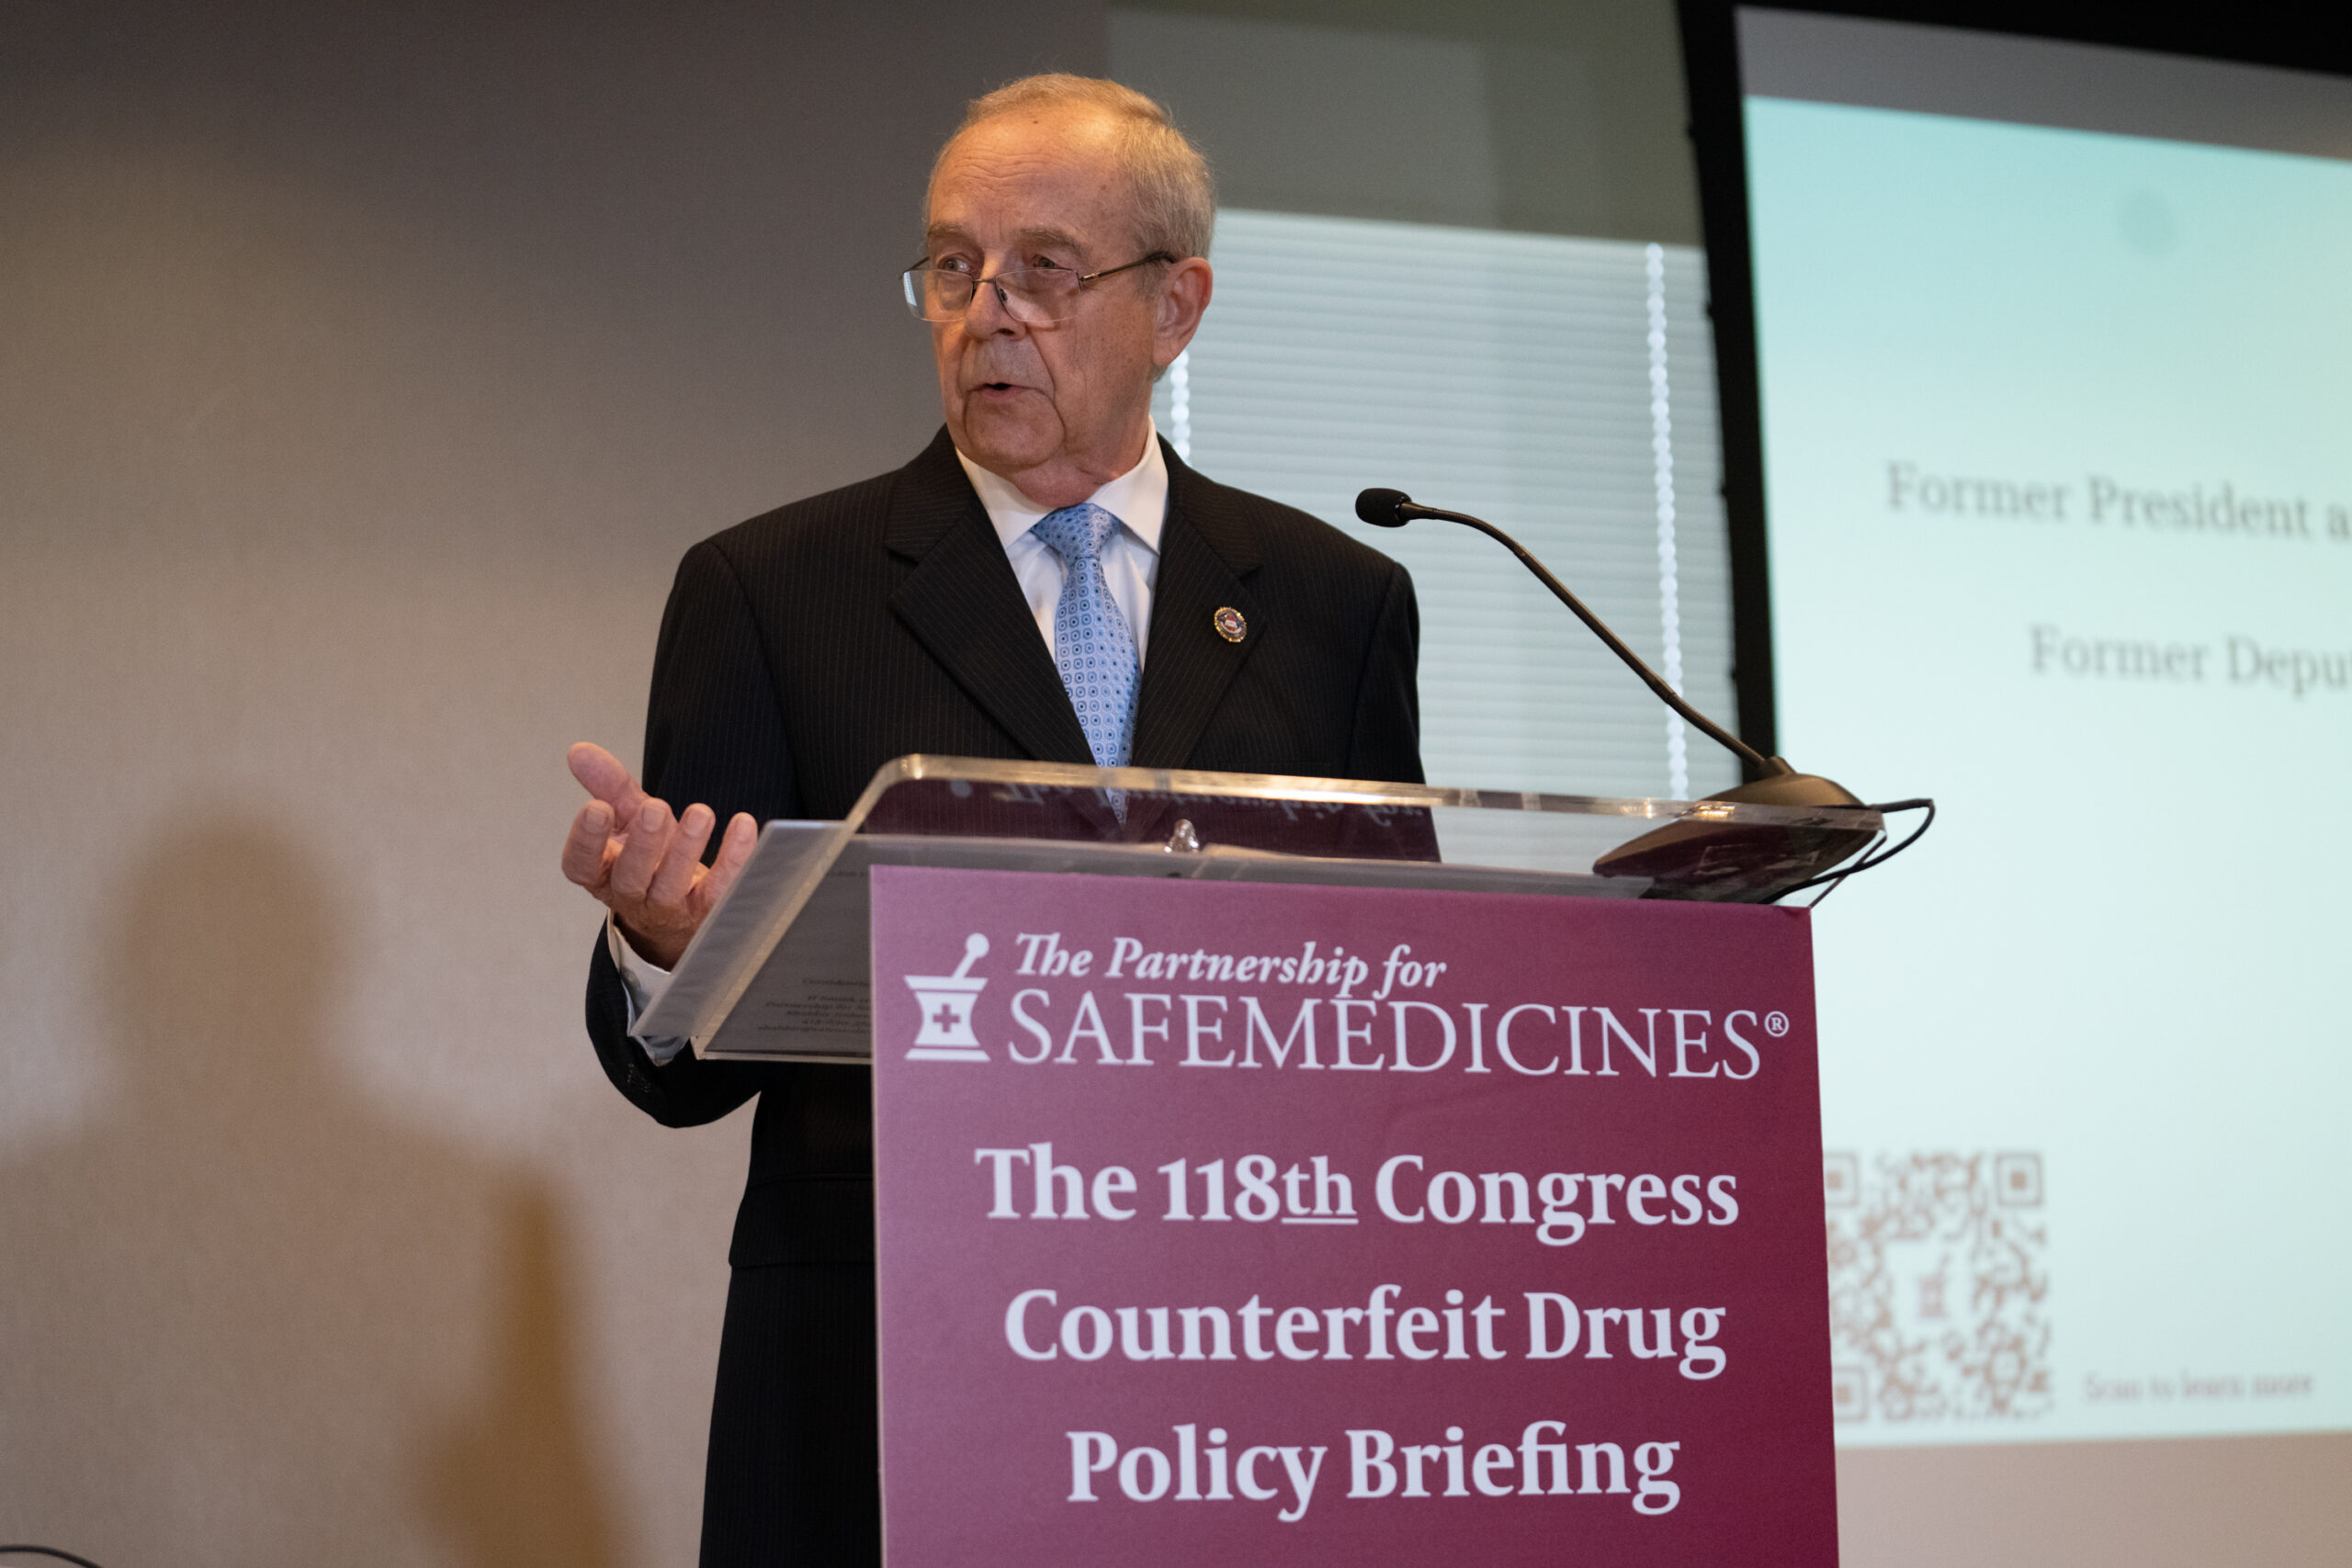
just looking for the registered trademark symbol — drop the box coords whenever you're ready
[1764,1011,1791,1037]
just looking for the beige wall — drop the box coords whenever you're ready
[4,5,2345,1565]
[0,5,1091,1562]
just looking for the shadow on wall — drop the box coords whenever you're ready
[0,811,618,1568]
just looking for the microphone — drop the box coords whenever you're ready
[1353,488,1419,527]
[1354,488,1858,808]
[1356,488,1920,899]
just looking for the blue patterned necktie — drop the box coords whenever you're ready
[1030,502,1140,768]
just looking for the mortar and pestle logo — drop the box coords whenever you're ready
[904,932,990,1062]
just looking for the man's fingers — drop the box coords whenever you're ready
[608,797,675,902]
[695,812,760,914]
[558,748,735,950]
[568,741,650,819]
[647,804,717,908]
[560,800,616,888]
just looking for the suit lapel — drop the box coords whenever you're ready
[1131,443,1264,768]
[886,430,1097,765]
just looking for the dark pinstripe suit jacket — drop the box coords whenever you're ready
[583,426,1423,1269]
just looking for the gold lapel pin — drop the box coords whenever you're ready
[1213,605,1247,643]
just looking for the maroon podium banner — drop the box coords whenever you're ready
[871,864,1836,1566]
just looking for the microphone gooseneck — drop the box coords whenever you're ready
[1351,486,1861,809]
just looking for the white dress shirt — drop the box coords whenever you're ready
[611,423,1171,1051]
[958,424,1167,665]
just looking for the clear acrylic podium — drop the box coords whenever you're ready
[632,755,1884,1063]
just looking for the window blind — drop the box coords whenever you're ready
[1154,209,1736,800]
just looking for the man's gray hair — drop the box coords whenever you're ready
[935,73,1216,260]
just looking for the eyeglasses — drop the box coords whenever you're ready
[900,253,1176,324]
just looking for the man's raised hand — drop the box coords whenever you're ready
[560,741,756,969]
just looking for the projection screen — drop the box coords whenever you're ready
[1724,0,2352,1469]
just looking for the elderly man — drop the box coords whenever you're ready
[560,74,1421,1563]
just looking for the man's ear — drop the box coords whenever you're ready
[1152,257,1214,369]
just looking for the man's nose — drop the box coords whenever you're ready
[963,275,1024,334]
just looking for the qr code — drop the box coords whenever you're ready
[1825,1151,2050,1424]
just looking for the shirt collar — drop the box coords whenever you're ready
[956,420,1168,555]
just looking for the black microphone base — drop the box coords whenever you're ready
[1591,759,1872,901]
